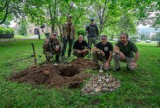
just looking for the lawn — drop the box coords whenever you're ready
[0,40,160,107]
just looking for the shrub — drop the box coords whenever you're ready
[8,28,14,34]
[0,27,14,34]
[0,27,4,34]
[77,29,86,36]
[4,28,11,34]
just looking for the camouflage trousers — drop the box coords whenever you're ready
[88,37,97,48]
[112,53,136,71]
[44,50,61,61]
[73,50,89,57]
[92,51,110,70]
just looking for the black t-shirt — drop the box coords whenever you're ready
[86,24,99,37]
[96,42,113,59]
[116,40,138,58]
[73,40,88,50]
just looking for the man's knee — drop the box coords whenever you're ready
[92,51,98,57]
[112,53,118,59]
[128,65,136,71]
[73,50,79,57]
[45,52,53,60]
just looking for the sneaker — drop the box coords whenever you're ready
[46,59,50,62]
[114,68,121,72]
[56,60,61,63]
[61,55,65,60]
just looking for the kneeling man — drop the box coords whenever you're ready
[73,35,90,57]
[113,33,139,71]
[92,35,113,70]
[43,33,61,62]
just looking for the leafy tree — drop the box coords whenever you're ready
[0,0,24,25]
[18,19,28,36]
[118,14,137,35]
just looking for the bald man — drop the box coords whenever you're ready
[73,35,90,57]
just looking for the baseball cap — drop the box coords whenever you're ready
[52,33,57,36]
[101,35,107,39]
[90,18,95,21]
[68,15,72,18]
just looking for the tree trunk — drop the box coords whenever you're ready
[57,23,62,41]
[0,0,10,25]
[52,0,57,33]
[48,2,54,32]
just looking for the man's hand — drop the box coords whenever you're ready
[55,46,59,51]
[119,52,125,60]
[76,50,81,54]
[131,61,137,69]
[45,39,50,43]
[100,50,105,56]
[104,61,110,69]
[81,49,86,53]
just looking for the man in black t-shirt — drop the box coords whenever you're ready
[73,35,90,57]
[92,35,113,70]
[86,18,99,48]
[113,33,139,72]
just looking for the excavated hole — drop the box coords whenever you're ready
[58,65,80,77]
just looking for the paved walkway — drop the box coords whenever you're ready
[29,35,39,39]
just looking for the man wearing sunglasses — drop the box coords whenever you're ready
[113,33,139,72]
[92,35,113,70]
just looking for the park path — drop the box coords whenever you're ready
[29,35,38,39]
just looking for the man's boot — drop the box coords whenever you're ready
[92,64,100,70]
[56,55,60,62]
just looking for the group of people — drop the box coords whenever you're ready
[43,15,139,72]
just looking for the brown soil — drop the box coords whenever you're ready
[70,58,96,70]
[9,58,95,88]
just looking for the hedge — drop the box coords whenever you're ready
[0,26,14,34]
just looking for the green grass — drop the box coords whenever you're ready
[14,34,47,39]
[0,40,160,107]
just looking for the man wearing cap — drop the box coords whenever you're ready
[73,35,90,57]
[113,33,139,71]
[86,18,99,48]
[61,15,75,58]
[92,35,113,70]
[43,33,61,62]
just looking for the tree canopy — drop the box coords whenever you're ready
[0,0,159,37]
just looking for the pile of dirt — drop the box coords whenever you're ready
[9,58,95,88]
[69,58,96,70]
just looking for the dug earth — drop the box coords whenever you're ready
[9,58,96,88]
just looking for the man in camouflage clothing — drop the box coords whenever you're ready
[61,15,75,58]
[43,33,61,62]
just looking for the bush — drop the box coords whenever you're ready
[8,28,14,34]
[0,27,4,34]
[77,29,86,36]
[0,26,14,34]
[4,29,11,34]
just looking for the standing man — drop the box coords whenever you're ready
[92,35,113,70]
[86,18,99,48]
[113,33,139,71]
[43,33,61,62]
[73,35,90,57]
[61,15,75,58]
